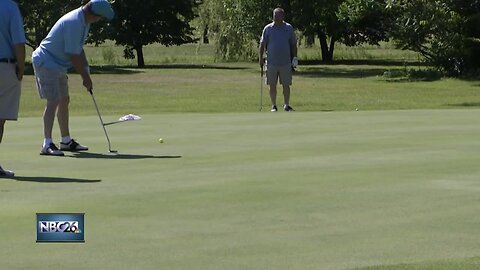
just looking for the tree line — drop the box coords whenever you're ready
[16,0,480,75]
[17,0,197,68]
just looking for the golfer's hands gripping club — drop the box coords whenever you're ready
[83,75,93,92]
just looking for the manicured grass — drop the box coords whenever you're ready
[354,256,480,270]
[9,42,480,269]
[1,110,480,269]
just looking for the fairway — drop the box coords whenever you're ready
[1,110,480,269]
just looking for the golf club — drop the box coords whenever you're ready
[88,88,117,153]
[260,65,263,111]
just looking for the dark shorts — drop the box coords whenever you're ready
[266,64,292,86]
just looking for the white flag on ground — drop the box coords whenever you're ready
[119,114,141,121]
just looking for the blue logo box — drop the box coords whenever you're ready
[36,213,85,243]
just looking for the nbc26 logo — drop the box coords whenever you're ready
[38,221,81,233]
[36,213,85,242]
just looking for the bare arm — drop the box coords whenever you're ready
[14,43,25,81]
[70,50,92,91]
[291,30,298,60]
[292,43,298,59]
[259,42,266,68]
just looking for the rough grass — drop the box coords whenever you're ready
[18,62,480,117]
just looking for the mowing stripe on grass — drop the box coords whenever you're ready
[1,110,479,270]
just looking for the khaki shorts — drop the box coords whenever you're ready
[266,64,292,86]
[0,63,21,120]
[33,64,69,101]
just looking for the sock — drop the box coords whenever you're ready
[61,136,72,144]
[43,138,53,148]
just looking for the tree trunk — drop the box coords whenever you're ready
[318,32,334,63]
[305,34,315,47]
[203,26,209,44]
[328,34,336,62]
[136,45,145,68]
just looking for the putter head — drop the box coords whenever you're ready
[108,150,118,155]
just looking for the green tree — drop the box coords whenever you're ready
[291,0,391,62]
[387,0,480,75]
[200,0,391,62]
[108,0,197,67]
[17,0,198,67]
[447,0,480,74]
[289,0,343,63]
[337,0,392,47]
[198,0,275,61]
[17,0,80,48]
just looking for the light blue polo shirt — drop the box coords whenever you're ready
[32,7,90,72]
[0,0,26,59]
[260,22,297,66]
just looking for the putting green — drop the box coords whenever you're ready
[1,110,479,269]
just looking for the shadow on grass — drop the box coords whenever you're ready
[7,176,101,183]
[22,64,142,76]
[23,63,248,76]
[446,102,480,107]
[384,78,442,83]
[296,67,443,81]
[90,66,143,75]
[300,59,425,66]
[68,152,182,160]
[295,67,389,78]
[294,59,429,79]
[24,64,34,76]
[140,64,249,70]
[89,64,248,74]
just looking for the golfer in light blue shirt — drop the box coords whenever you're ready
[32,0,114,156]
[0,0,26,177]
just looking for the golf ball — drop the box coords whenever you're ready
[158,138,164,143]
